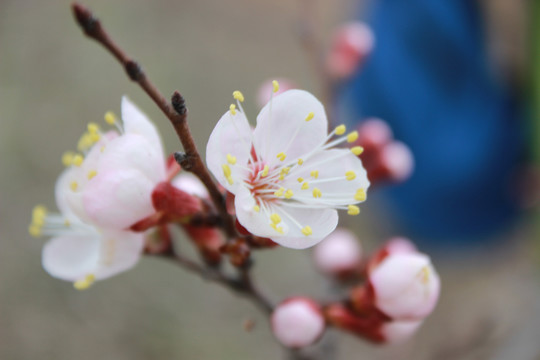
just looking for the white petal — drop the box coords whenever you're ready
[172,172,209,198]
[234,186,279,238]
[82,168,156,229]
[206,110,253,193]
[92,229,145,280]
[282,148,370,206]
[270,206,338,249]
[55,168,82,221]
[253,90,328,168]
[98,134,166,184]
[42,233,101,282]
[121,96,164,157]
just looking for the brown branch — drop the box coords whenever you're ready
[71,3,237,239]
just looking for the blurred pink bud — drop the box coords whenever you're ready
[369,252,440,321]
[326,22,375,79]
[357,118,393,149]
[172,172,209,199]
[381,319,423,344]
[256,78,296,108]
[271,297,325,348]
[379,142,414,182]
[313,228,362,276]
[385,237,417,255]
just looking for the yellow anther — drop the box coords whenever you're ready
[28,224,41,237]
[270,213,282,224]
[227,154,237,165]
[261,165,269,177]
[347,205,360,215]
[301,226,313,236]
[279,175,285,181]
[253,205,260,213]
[297,177,304,183]
[72,154,84,167]
[313,188,322,198]
[77,133,93,152]
[305,112,315,122]
[301,182,309,190]
[284,189,294,199]
[100,145,106,153]
[272,80,279,93]
[351,146,364,156]
[274,187,285,197]
[89,132,100,143]
[271,223,284,234]
[104,111,117,125]
[354,188,366,201]
[310,170,319,179]
[280,167,290,175]
[73,274,96,291]
[70,181,78,191]
[87,170,98,180]
[32,205,47,224]
[420,266,430,284]
[335,124,346,135]
[345,171,356,181]
[297,158,304,165]
[87,122,100,134]
[222,164,232,178]
[62,151,75,167]
[277,152,286,161]
[64,219,71,227]
[233,90,245,102]
[226,176,234,185]
[347,131,359,143]
[229,104,237,115]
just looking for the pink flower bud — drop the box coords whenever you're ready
[256,78,295,108]
[379,142,414,182]
[381,319,423,344]
[271,297,325,348]
[369,252,440,320]
[385,237,417,255]
[326,22,375,79]
[313,228,362,276]
[357,118,393,149]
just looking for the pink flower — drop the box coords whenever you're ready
[271,297,325,348]
[313,228,362,276]
[206,85,370,249]
[369,251,440,320]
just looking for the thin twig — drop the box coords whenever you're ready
[72,3,237,239]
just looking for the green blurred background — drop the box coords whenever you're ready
[1,0,540,359]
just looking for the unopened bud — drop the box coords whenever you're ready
[379,142,414,182]
[271,297,325,348]
[326,22,375,79]
[172,172,209,199]
[382,319,423,344]
[313,228,362,277]
[369,252,440,320]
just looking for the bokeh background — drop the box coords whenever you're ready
[1,0,540,359]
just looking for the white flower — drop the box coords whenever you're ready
[206,86,370,249]
[30,97,167,288]
[381,319,423,344]
[271,297,325,348]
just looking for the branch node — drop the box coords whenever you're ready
[125,60,143,81]
[174,151,193,170]
[171,91,187,115]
